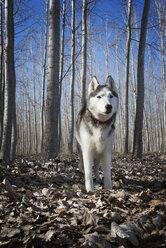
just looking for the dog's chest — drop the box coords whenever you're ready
[79,120,114,154]
[91,126,112,153]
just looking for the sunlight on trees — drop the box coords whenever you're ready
[0,0,165,160]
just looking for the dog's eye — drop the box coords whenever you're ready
[97,96,101,99]
[110,95,113,98]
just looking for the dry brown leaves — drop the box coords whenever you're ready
[0,154,166,248]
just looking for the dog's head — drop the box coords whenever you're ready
[87,75,118,121]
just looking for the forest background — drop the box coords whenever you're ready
[0,0,165,161]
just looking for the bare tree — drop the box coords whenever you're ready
[59,0,66,151]
[44,0,60,158]
[133,0,151,158]
[115,32,122,153]
[31,46,38,154]
[0,0,16,161]
[0,1,3,148]
[124,0,132,154]
[69,0,75,153]
[81,0,87,107]
[10,0,17,160]
[156,0,166,151]
[40,0,48,153]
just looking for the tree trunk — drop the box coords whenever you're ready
[10,1,17,161]
[59,0,66,152]
[69,0,75,153]
[33,71,38,154]
[115,31,123,153]
[81,0,87,107]
[44,0,60,158]
[157,2,166,151]
[133,0,151,158]
[40,0,48,153]
[161,28,166,151]
[124,0,132,154]
[0,0,16,161]
[0,1,3,148]
[31,46,38,154]
[88,17,93,79]
[27,81,32,154]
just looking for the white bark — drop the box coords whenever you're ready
[81,0,87,107]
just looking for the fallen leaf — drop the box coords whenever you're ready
[149,200,165,207]
[110,212,122,223]
[111,222,130,239]
[82,211,99,226]
[94,225,110,233]
[109,190,126,199]
[152,214,163,229]
[1,227,21,238]
[55,207,67,214]
[84,232,112,248]
[26,189,34,199]
[45,230,55,242]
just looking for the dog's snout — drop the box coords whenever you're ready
[106,104,112,112]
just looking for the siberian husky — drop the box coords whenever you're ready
[76,75,119,192]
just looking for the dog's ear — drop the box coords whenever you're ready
[105,75,116,91]
[88,76,99,95]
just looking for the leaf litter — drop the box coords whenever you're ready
[0,154,166,247]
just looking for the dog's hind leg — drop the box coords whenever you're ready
[94,159,101,183]
[79,150,84,173]
[101,150,112,190]
[77,142,84,173]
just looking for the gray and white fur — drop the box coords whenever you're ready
[76,75,119,192]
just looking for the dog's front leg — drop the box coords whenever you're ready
[101,151,112,190]
[82,150,93,192]
[94,159,100,183]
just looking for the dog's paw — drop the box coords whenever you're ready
[104,182,112,190]
[86,182,94,193]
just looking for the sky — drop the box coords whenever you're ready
[13,0,165,140]
[14,0,163,99]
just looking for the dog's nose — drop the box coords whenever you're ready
[106,104,112,112]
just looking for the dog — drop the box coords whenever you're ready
[76,75,119,192]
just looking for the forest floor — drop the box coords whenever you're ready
[0,154,166,248]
